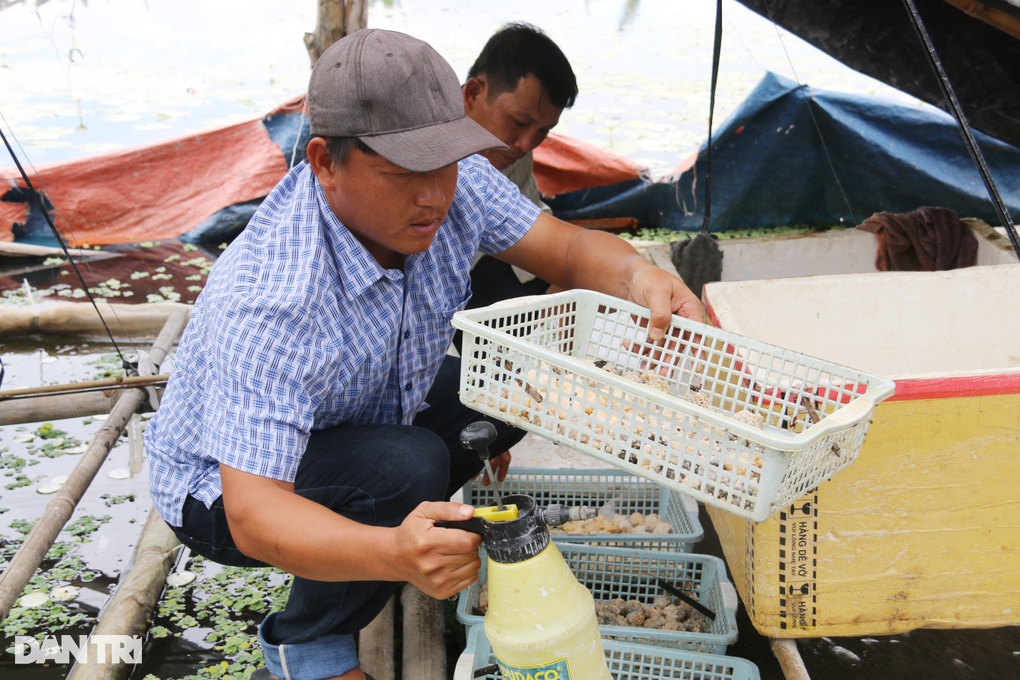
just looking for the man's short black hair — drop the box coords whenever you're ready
[467,23,578,110]
[324,137,377,170]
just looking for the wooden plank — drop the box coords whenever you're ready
[771,638,813,680]
[400,585,446,680]
[360,596,395,680]
[66,510,181,680]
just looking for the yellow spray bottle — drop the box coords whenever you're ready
[475,493,612,679]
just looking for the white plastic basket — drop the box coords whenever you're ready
[453,290,896,522]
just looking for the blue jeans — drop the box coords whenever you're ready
[170,355,525,679]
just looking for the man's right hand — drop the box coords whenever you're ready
[397,502,484,600]
[220,464,484,593]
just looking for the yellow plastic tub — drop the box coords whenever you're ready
[703,264,1020,638]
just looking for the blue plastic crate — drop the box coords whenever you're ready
[461,467,703,552]
[453,625,761,680]
[457,544,739,654]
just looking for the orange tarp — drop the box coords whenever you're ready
[0,200,26,238]
[1,95,641,246]
[533,132,645,197]
[0,117,289,245]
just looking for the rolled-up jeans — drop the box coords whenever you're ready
[169,355,525,679]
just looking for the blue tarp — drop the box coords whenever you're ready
[547,72,1020,231]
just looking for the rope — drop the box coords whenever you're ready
[0,125,133,373]
[701,0,723,235]
[759,0,859,227]
[901,0,1020,260]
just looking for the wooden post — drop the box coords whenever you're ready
[0,301,191,338]
[400,584,446,680]
[0,391,121,426]
[65,510,181,680]
[770,638,813,680]
[359,596,396,680]
[0,310,188,621]
[304,0,367,66]
[939,0,1020,40]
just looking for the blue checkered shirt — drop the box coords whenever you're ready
[146,155,539,527]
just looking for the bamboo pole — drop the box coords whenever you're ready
[66,510,181,680]
[0,309,188,620]
[770,638,813,680]
[0,374,170,400]
[939,0,1020,40]
[0,391,121,426]
[0,376,170,426]
[0,241,102,259]
[400,584,446,680]
[0,301,191,338]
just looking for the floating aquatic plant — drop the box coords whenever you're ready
[87,354,128,380]
[64,514,112,538]
[0,452,33,477]
[5,475,33,491]
[100,493,136,506]
[1,531,103,647]
[143,556,292,679]
[49,585,81,602]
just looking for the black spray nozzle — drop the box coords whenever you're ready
[462,421,504,510]
[460,420,497,461]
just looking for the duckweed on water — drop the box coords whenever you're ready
[28,424,87,460]
[1,520,107,648]
[2,239,218,307]
[619,224,851,244]
[64,514,112,538]
[5,475,33,491]
[144,556,292,680]
[88,354,129,380]
[100,492,137,506]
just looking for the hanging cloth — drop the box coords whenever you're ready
[857,206,978,271]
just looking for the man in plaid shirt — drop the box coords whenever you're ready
[146,28,704,680]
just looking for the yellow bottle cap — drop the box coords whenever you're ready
[473,504,519,523]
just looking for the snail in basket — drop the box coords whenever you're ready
[551,508,672,536]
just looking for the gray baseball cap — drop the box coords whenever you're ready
[308,28,507,172]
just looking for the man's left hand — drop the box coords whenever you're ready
[626,264,707,340]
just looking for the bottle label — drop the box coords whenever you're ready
[495,657,571,680]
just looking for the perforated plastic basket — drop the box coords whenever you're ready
[453,625,761,680]
[461,467,703,552]
[457,544,739,654]
[452,289,896,522]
